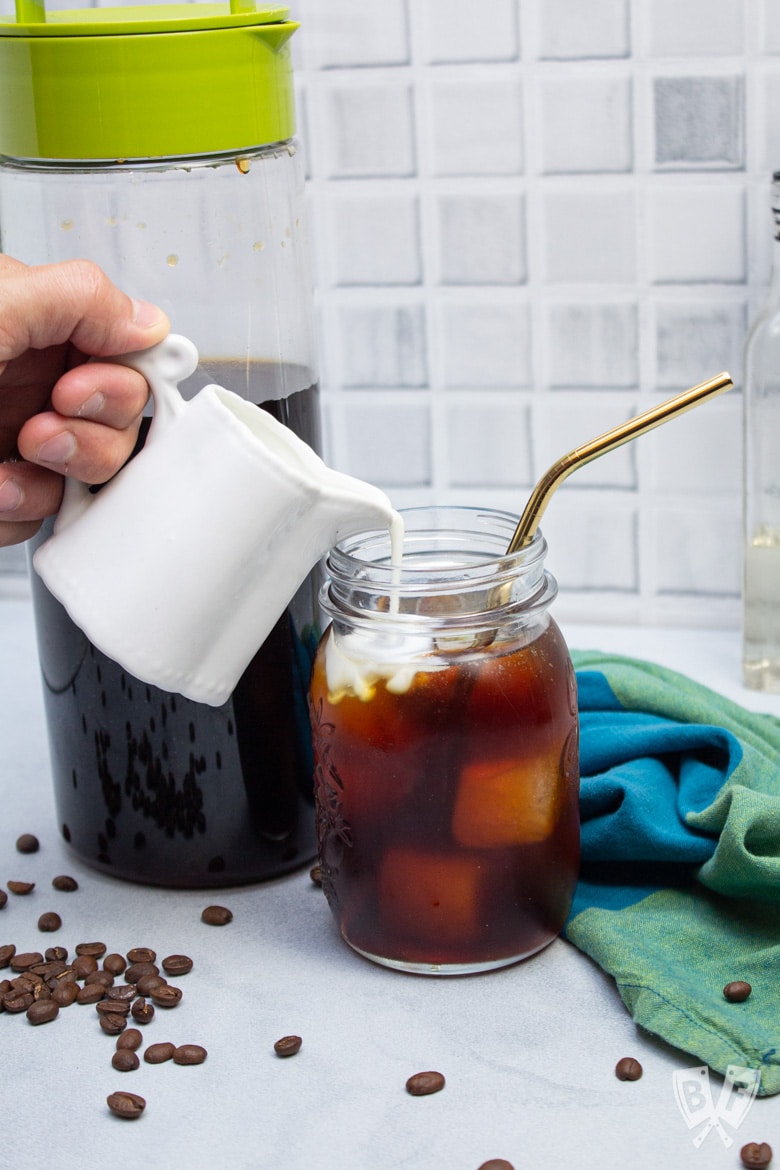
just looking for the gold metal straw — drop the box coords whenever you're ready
[506,371,734,555]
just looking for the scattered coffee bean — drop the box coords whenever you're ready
[7,881,35,895]
[201,904,233,926]
[131,998,155,1025]
[150,984,182,1008]
[96,998,130,1017]
[76,983,105,1005]
[26,999,59,1025]
[103,953,127,975]
[85,969,114,988]
[0,890,7,909]
[99,1012,128,1035]
[274,1035,302,1058]
[15,833,39,854]
[126,947,156,964]
[106,1090,146,1120]
[37,912,62,933]
[173,1044,207,1065]
[615,1057,643,1081]
[0,944,15,968]
[116,1028,143,1052]
[478,1161,515,1170]
[71,955,98,979]
[112,1049,140,1072]
[44,946,68,962]
[309,864,323,886]
[10,951,43,972]
[125,961,159,983]
[135,973,166,995]
[741,1142,773,1168]
[75,941,107,958]
[106,984,135,1002]
[144,1041,176,1064]
[724,981,752,1003]
[51,982,79,1007]
[161,954,193,976]
[4,992,33,1013]
[51,875,78,892]
[406,1071,446,1096]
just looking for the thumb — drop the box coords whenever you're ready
[0,255,170,364]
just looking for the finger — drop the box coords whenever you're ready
[50,361,150,429]
[0,255,169,368]
[16,411,143,486]
[0,460,63,546]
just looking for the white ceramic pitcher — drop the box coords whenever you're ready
[33,334,401,707]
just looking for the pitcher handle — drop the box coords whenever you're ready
[52,333,199,533]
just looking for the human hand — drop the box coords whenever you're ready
[0,254,170,547]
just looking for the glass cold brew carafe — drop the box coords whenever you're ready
[0,2,321,884]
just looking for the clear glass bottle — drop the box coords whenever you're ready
[0,3,321,885]
[309,507,580,975]
[744,173,780,691]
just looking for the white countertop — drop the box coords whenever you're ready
[3,598,780,1170]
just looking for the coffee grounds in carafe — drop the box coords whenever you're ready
[28,366,323,888]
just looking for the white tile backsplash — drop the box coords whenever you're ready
[0,0,772,632]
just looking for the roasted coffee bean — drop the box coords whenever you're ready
[309,864,323,886]
[406,1071,446,1096]
[201,904,232,926]
[477,1161,515,1170]
[144,1041,175,1064]
[116,1028,143,1052]
[75,941,107,958]
[0,944,15,968]
[161,954,193,976]
[615,1057,643,1081]
[126,947,156,964]
[76,983,105,1005]
[7,881,34,895]
[150,984,182,1008]
[12,973,41,992]
[96,998,130,1017]
[724,981,752,1003]
[86,970,114,989]
[15,833,39,854]
[51,982,79,1007]
[10,951,43,972]
[0,890,6,909]
[103,953,127,976]
[740,1142,773,1168]
[107,984,136,1002]
[4,992,33,1013]
[27,999,59,1025]
[274,1035,302,1058]
[125,961,159,983]
[51,875,78,892]
[106,1090,146,1120]
[31,960,67,979]
[173,1044,208,1066]
[99,1012,128,1035]
[71,955,98,979]
[44,946,68,962]
[37,912,62,933]
[135,973,166,995]
[112,1049,140,1072]
[131,998,155,1025]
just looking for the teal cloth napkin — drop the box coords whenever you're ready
[567,650,780,1095]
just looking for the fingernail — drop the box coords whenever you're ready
[0,477,22,512]
[132,298,166,329]
[36,431,77,467]
[76,391,105,419]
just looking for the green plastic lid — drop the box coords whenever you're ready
[0,0,298,161]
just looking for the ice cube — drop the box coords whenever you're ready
[451,748,562,848]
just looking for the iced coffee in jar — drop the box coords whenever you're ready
[309,507,579,975]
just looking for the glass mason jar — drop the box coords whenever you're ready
[309,507,580,975]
